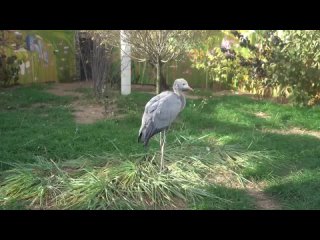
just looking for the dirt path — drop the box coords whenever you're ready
[46,82,117,124]
[46,82,208,124]
[46,82,92,97]
[208,167,282,210]
[245,183,282,210]
[247,189,281,210]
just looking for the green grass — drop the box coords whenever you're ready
[193,185,257,210]
[265,169,320,209]
[0,136,268,209]
[0,84,320,209]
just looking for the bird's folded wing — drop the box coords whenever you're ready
[152,94,182,129]
[145,91,171,114]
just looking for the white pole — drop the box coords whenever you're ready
[120,30,131,95]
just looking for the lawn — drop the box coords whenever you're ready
[0,83,319,209]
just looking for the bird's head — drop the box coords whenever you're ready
[173,78,193,92]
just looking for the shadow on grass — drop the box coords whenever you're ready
[265,170,320,209]
[0,200,28,210]
[192,185,257,210]
[205,119,320,180]
[242,133,320,180]
[142,95,320,183]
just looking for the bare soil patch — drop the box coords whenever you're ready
[245,182,282,210]
[46,82,91,97]
[262,127,320,140]
[46,82,125,124]
[254,112,271,119]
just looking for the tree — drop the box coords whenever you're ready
[94,30,198,94]
[76,31,115,98]
[123,30,198,93]
[188,30,226,89]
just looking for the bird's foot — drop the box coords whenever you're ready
[160,166,170,174]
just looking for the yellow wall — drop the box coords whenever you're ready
[0,30,76,85]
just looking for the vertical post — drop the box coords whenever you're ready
[120,30,131,95]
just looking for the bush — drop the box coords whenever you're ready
[190,30,320,106]
[0,54,21,87]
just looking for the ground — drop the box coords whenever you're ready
[46,82,125,124]
[1,81,320,210]
[246,182,281,210]
[43,82,300,209]
[44,82,206,123]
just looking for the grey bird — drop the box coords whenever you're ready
[138,78,193,171]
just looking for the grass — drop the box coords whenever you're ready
[193,185,257,210]
[265,169,320,209]
[0,135,269,209]
[0,83,320,209]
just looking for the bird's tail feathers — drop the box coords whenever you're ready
[138,120,167,147]
[138,131,142,143]
[143,124,165,147]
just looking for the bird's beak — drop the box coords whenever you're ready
[188,86,194,91]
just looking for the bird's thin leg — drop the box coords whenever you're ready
[159,131,163,148]
[160,130,166,172]
[159,131,163,170]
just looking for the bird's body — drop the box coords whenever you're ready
[138,90,184,146]
[138,78,193,171]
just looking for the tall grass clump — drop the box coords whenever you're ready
[0,135,273,209]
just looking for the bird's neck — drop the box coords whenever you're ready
[174,89,186,110]
[173,88,181,95]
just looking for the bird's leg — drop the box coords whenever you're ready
[159,131,163,170]
[159,131,163,148]
[160,130,166,172]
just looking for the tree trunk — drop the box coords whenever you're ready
[156,60,161,94]
[160,64,169,91]
[155,61,168,94]
[205,69,208,89]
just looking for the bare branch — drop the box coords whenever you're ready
[82,30,201,93]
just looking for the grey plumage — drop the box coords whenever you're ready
[138,78,193,147]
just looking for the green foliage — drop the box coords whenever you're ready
[266,30,320,106]
[190,30,320,106]
[0,54,22,86]
[0,30,24,86]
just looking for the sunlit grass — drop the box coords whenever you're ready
[0,135,270,209]
[1,84,320,209]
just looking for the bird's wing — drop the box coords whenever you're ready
[138,92,182,146]
[139,91,171,136]
[144,91,171,114]
[152,93,182,130]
